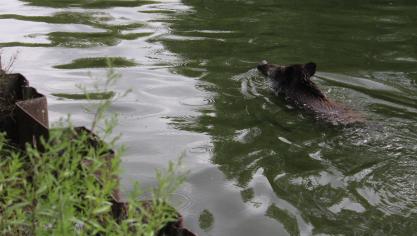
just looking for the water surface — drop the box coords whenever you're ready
[1,0,417,235]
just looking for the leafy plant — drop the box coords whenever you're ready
[0,58,185,235]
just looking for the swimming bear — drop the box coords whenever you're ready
[257,61,364,125]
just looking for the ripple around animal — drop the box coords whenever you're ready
[186,141,214,154]
[180,97,214,106]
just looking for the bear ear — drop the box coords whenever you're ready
[304,62,316,77]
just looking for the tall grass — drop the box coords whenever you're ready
[0,58,185,235]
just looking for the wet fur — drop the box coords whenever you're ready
[257,61,364,125]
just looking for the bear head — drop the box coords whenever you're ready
[257,61,325,100]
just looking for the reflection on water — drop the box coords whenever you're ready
[0,0,212,233]
[198,209,214,232]
[158,0,417,235]
[1,0,417,235]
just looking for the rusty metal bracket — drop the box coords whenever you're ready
[0,73,48,147]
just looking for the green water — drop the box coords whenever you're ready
[1,0,417,235]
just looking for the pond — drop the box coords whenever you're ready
[1,0,417,235]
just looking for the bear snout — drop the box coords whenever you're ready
[257,60,269,76]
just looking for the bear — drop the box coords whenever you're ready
[257,60,364,125]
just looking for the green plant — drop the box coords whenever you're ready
[0,58,185,235]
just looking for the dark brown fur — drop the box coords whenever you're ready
[257,61,364,125]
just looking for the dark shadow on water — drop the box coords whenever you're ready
[52,91,114,100]
[54,57,137,69]
[158,0,417,234]
[20,0,155,8]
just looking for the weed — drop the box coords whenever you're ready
[0,58,184,235]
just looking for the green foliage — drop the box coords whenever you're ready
[0,58,184,235]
